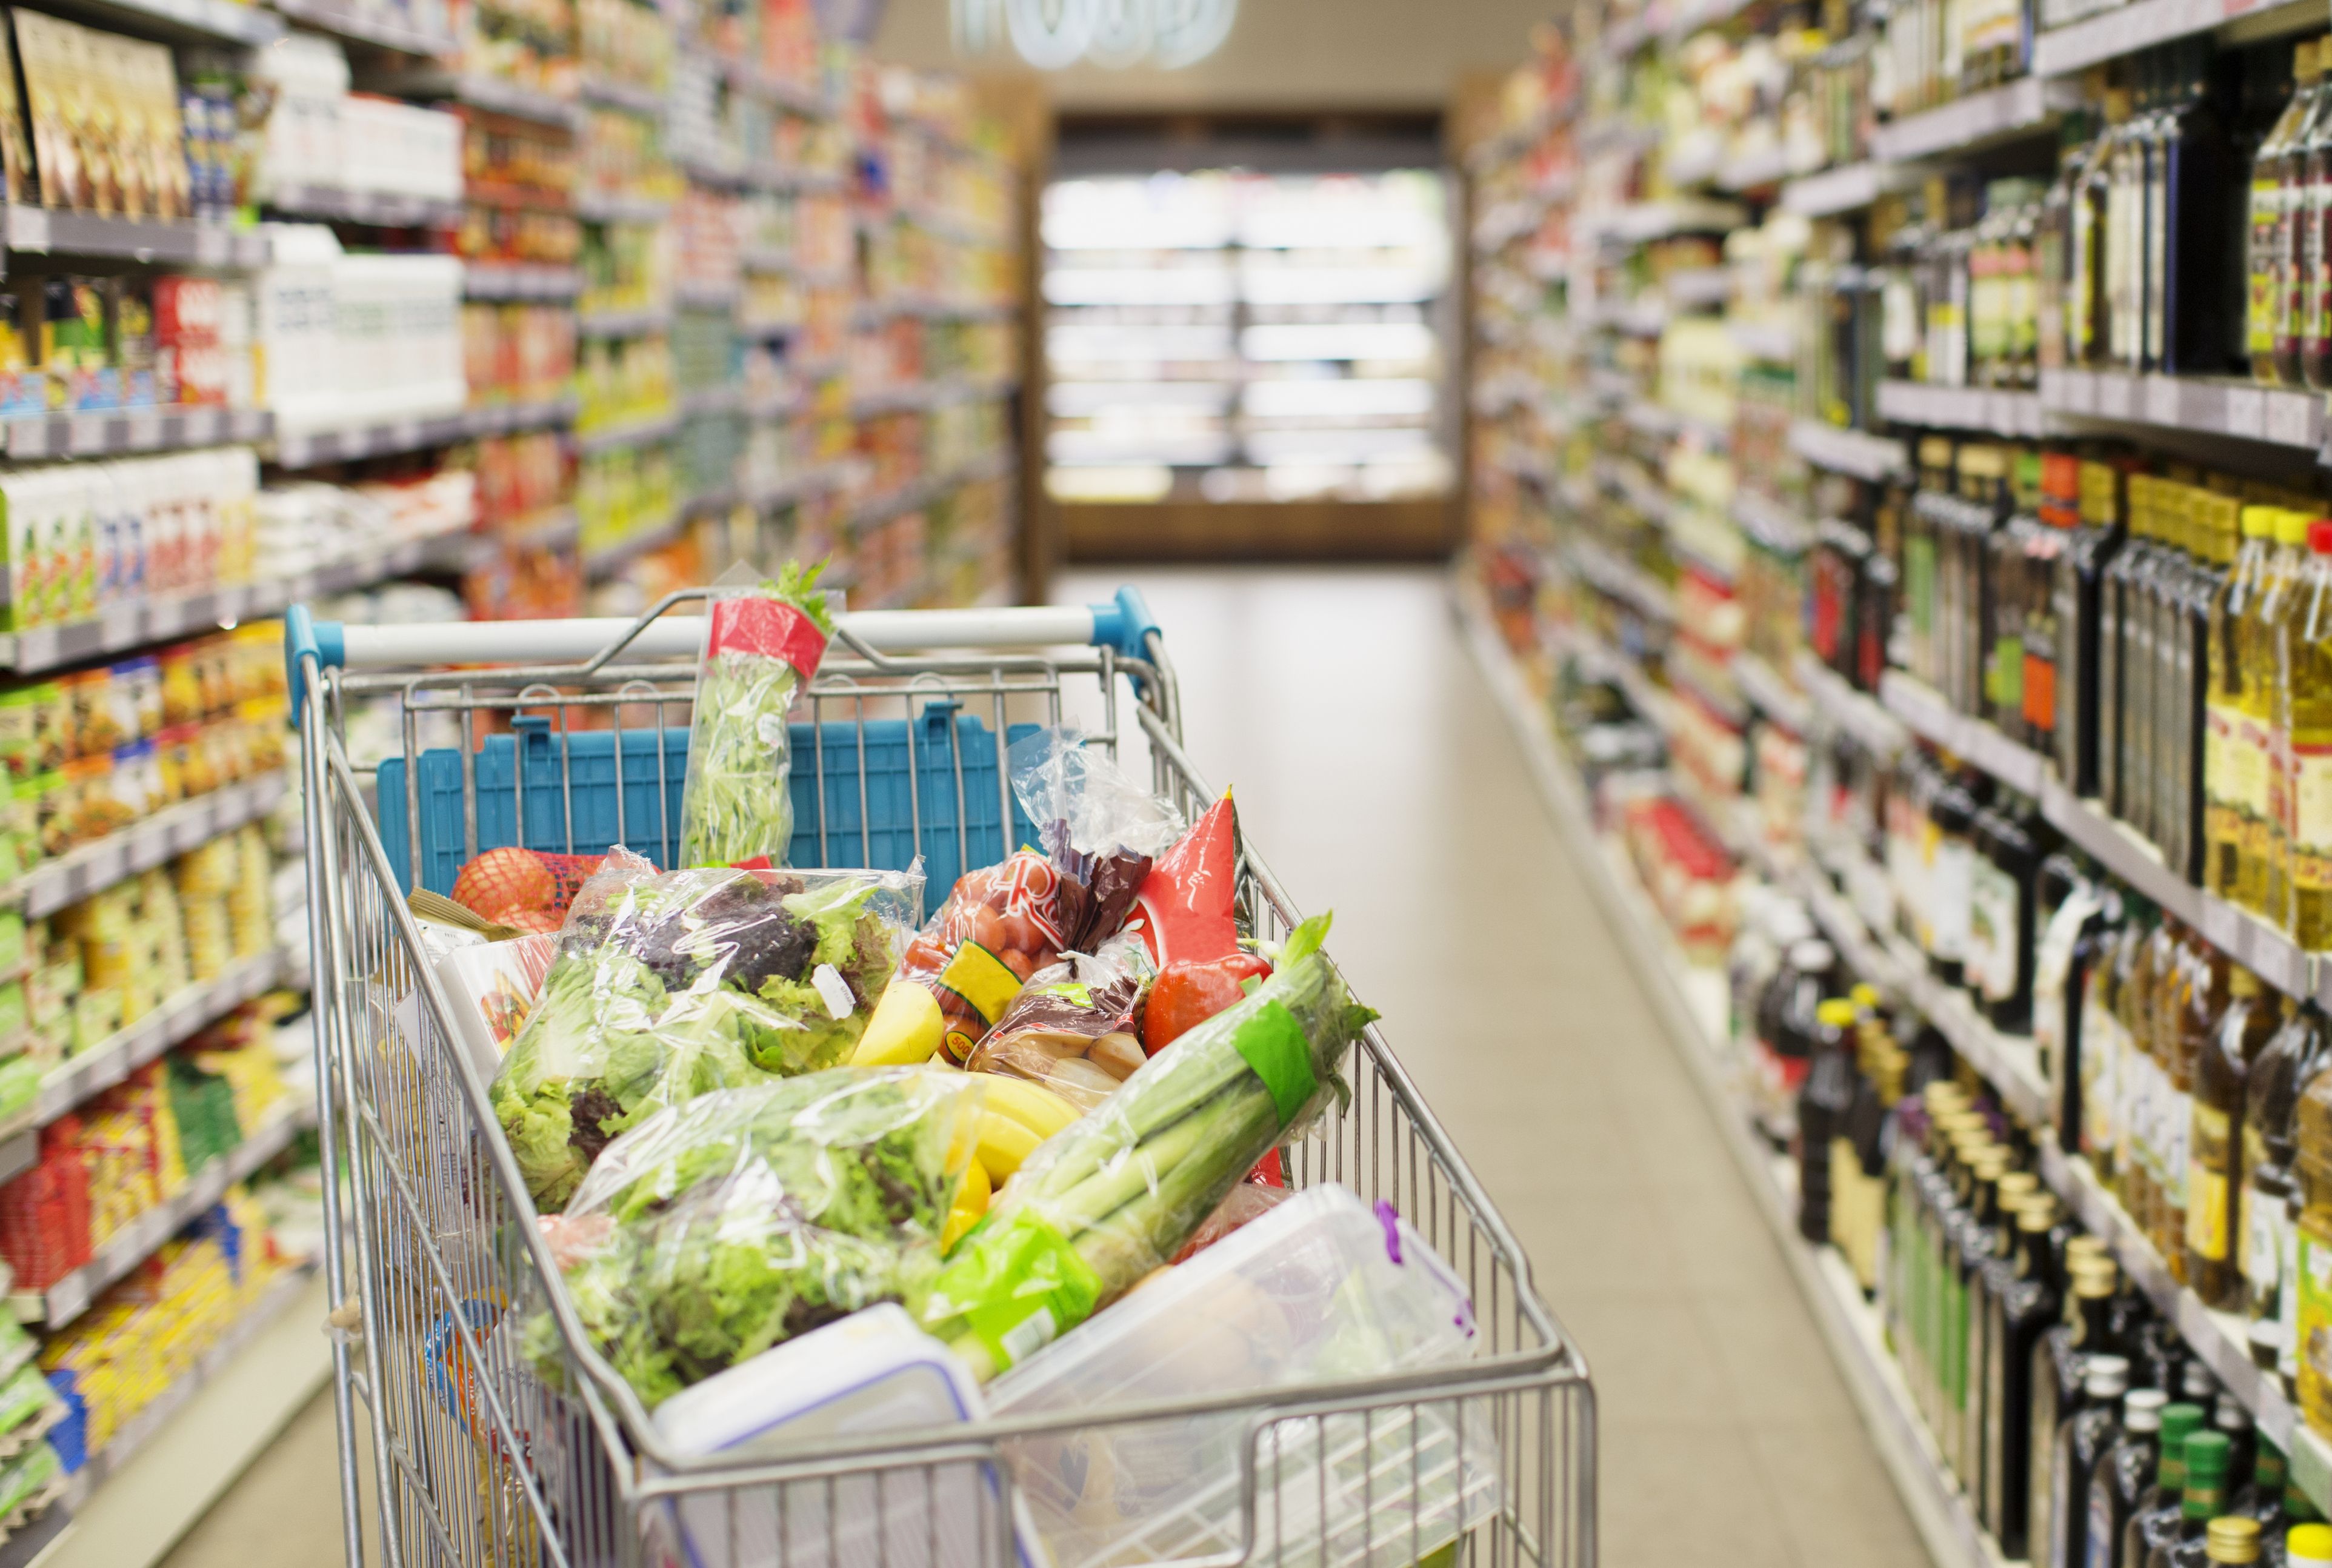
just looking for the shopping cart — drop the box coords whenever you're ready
[284,590,1595,1568]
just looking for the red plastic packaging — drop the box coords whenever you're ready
[1127,791,1238,968]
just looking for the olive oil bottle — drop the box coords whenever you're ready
[2191,966,2280,1309]
[2282,518,2332,948]
[2256,511,2315,922]
[2255,44,2319,380]
[2208,506,2279,908]
[2288,1054,2332,1430]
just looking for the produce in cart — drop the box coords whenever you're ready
[964,932,1157,1108]
[853,731,1185,1069]
[678,563,837,868]
[921,913,1373,1380]
[529,1067,983,1407]
[491,851,921,1208]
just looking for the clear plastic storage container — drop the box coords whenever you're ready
[988,1182,1501,1568]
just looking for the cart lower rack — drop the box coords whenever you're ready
[285,591,1594,1568]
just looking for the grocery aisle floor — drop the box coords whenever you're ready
[160,564,1930,1568]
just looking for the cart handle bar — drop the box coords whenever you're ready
[283,588,1162,705]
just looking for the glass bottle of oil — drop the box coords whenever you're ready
[2192,966,2281,1309]
[2167,929,2232,1277]
[2284,517,2332,948]
[2121,914,2172,1229]
[2119,478,2167,837]
[2228,507,2288,911]
[2256,510,2315,923]
[2290,1049,2332,1434]
[2241,1001,2319,1362]
[2300,39,2332,388]
[2256,44,2319,381]
[2211,505,2280,905]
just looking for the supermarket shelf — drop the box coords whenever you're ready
[573,409,681,454]
[2034,0,2322,76]
[1796,650,1909,756]
[1731,489,1816,553]
[1716,144,1790,192]
[464,504,579,561]
[35,0,279,44]
[580,74,664,116]
[464,396,579,437]
[1733,651,1813,734]
[0,1498,68,1568]
[6,774,288,922]
[577,305,675,337]
[270,405,471,467]
[1788,417,1908,480]
[675,280,741,311]
[0,527,467,673]
[2037,368,2325,450]
[1780,159,1910,217]
[3,405,270,460]
[268,0,453,54]
[678,384,741,417]
[1873,666,2328,1003]
[576,191,674,225]
[847,450,1013,528]
[1665,267,1732,308]
[1869,76,2082,162]
[15,1098,308,1328]
[463,262,583,301]
[739,460,858,511]
[847,375,1018,419]
[1799,847,2327,1490]
[1457,578,2006,1568]
[1874,379,2050,437]
[2,208,265,268]
[385,70,580,130]
[24,946,285,1135]
[1581,199,1748,245]
[852,294,1017,325]
[263,183,462,227]
[712,55,831,117]
[1564,538,1674,623]
[581,511,685,576]
[49,1267,329,1568]
[1727,317,1799,362]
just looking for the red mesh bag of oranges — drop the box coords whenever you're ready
[449,847,613,933]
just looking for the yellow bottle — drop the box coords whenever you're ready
[2262,508,2318,924]
[2215,504,2281,907]
[2284,517,2332,948]
[2291,1050,2332,1432]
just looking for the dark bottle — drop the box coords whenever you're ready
[2211,1393,2257,1504]
[2191,966,2282,1308]
[2243,1005,2324,1368]
[2125,1403,2211,1568]
[1976,791,2053,1033]
[2039,1257,2129,1560]
[1993,1195,2070,1556]
[1757,938,1837,1145]
[2064,458,2131,799]
[2236,1436,2288,1529]
[2154,40,2241,377]
[2104,491,2158,820]
[2090,1388,2171,1568]
[2055,1353,2133,1568]
[1798,997,1861,1244]
[2145,1430,2234,1568]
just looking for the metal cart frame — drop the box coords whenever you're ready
[285,590,1594,1568]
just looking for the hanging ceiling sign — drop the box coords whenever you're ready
[951,0,1236,68]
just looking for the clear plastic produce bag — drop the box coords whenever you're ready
[678,563,837,868]
[490,849,922,1208]
[962,932,1155,1109]
[919,915,1371,1381]
[529,1067,984,1409]
[990,1184,1500,1568]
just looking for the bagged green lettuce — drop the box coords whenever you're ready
[679,563,836,868]
[490,849,921,1209]
[921,914,1372,1381]
[529,1067,983,1407]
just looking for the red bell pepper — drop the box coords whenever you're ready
[1141,949,1273,1055]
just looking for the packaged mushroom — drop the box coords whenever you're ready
[964,932,1156,1110]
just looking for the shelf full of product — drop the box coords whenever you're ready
[0,0,1032,1553]
[1468,1,2332,1564]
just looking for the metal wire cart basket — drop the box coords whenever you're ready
[284,590,1596,1568]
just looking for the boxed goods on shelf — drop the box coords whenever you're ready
[0,450,260,632]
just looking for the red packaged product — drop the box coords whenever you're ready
[1126,791,1238,968]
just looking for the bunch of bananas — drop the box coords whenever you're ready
[945,1075,1080,1248]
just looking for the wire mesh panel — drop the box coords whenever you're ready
[295,605,1593,1568]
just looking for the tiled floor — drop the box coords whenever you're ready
[159,564,1928,1568]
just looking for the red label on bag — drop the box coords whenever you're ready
[709,597,828,679]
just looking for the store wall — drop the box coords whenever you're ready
[871,0,1545,109]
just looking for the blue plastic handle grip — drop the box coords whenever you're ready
[1087,586,1161,660]
[282,605,344,712]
